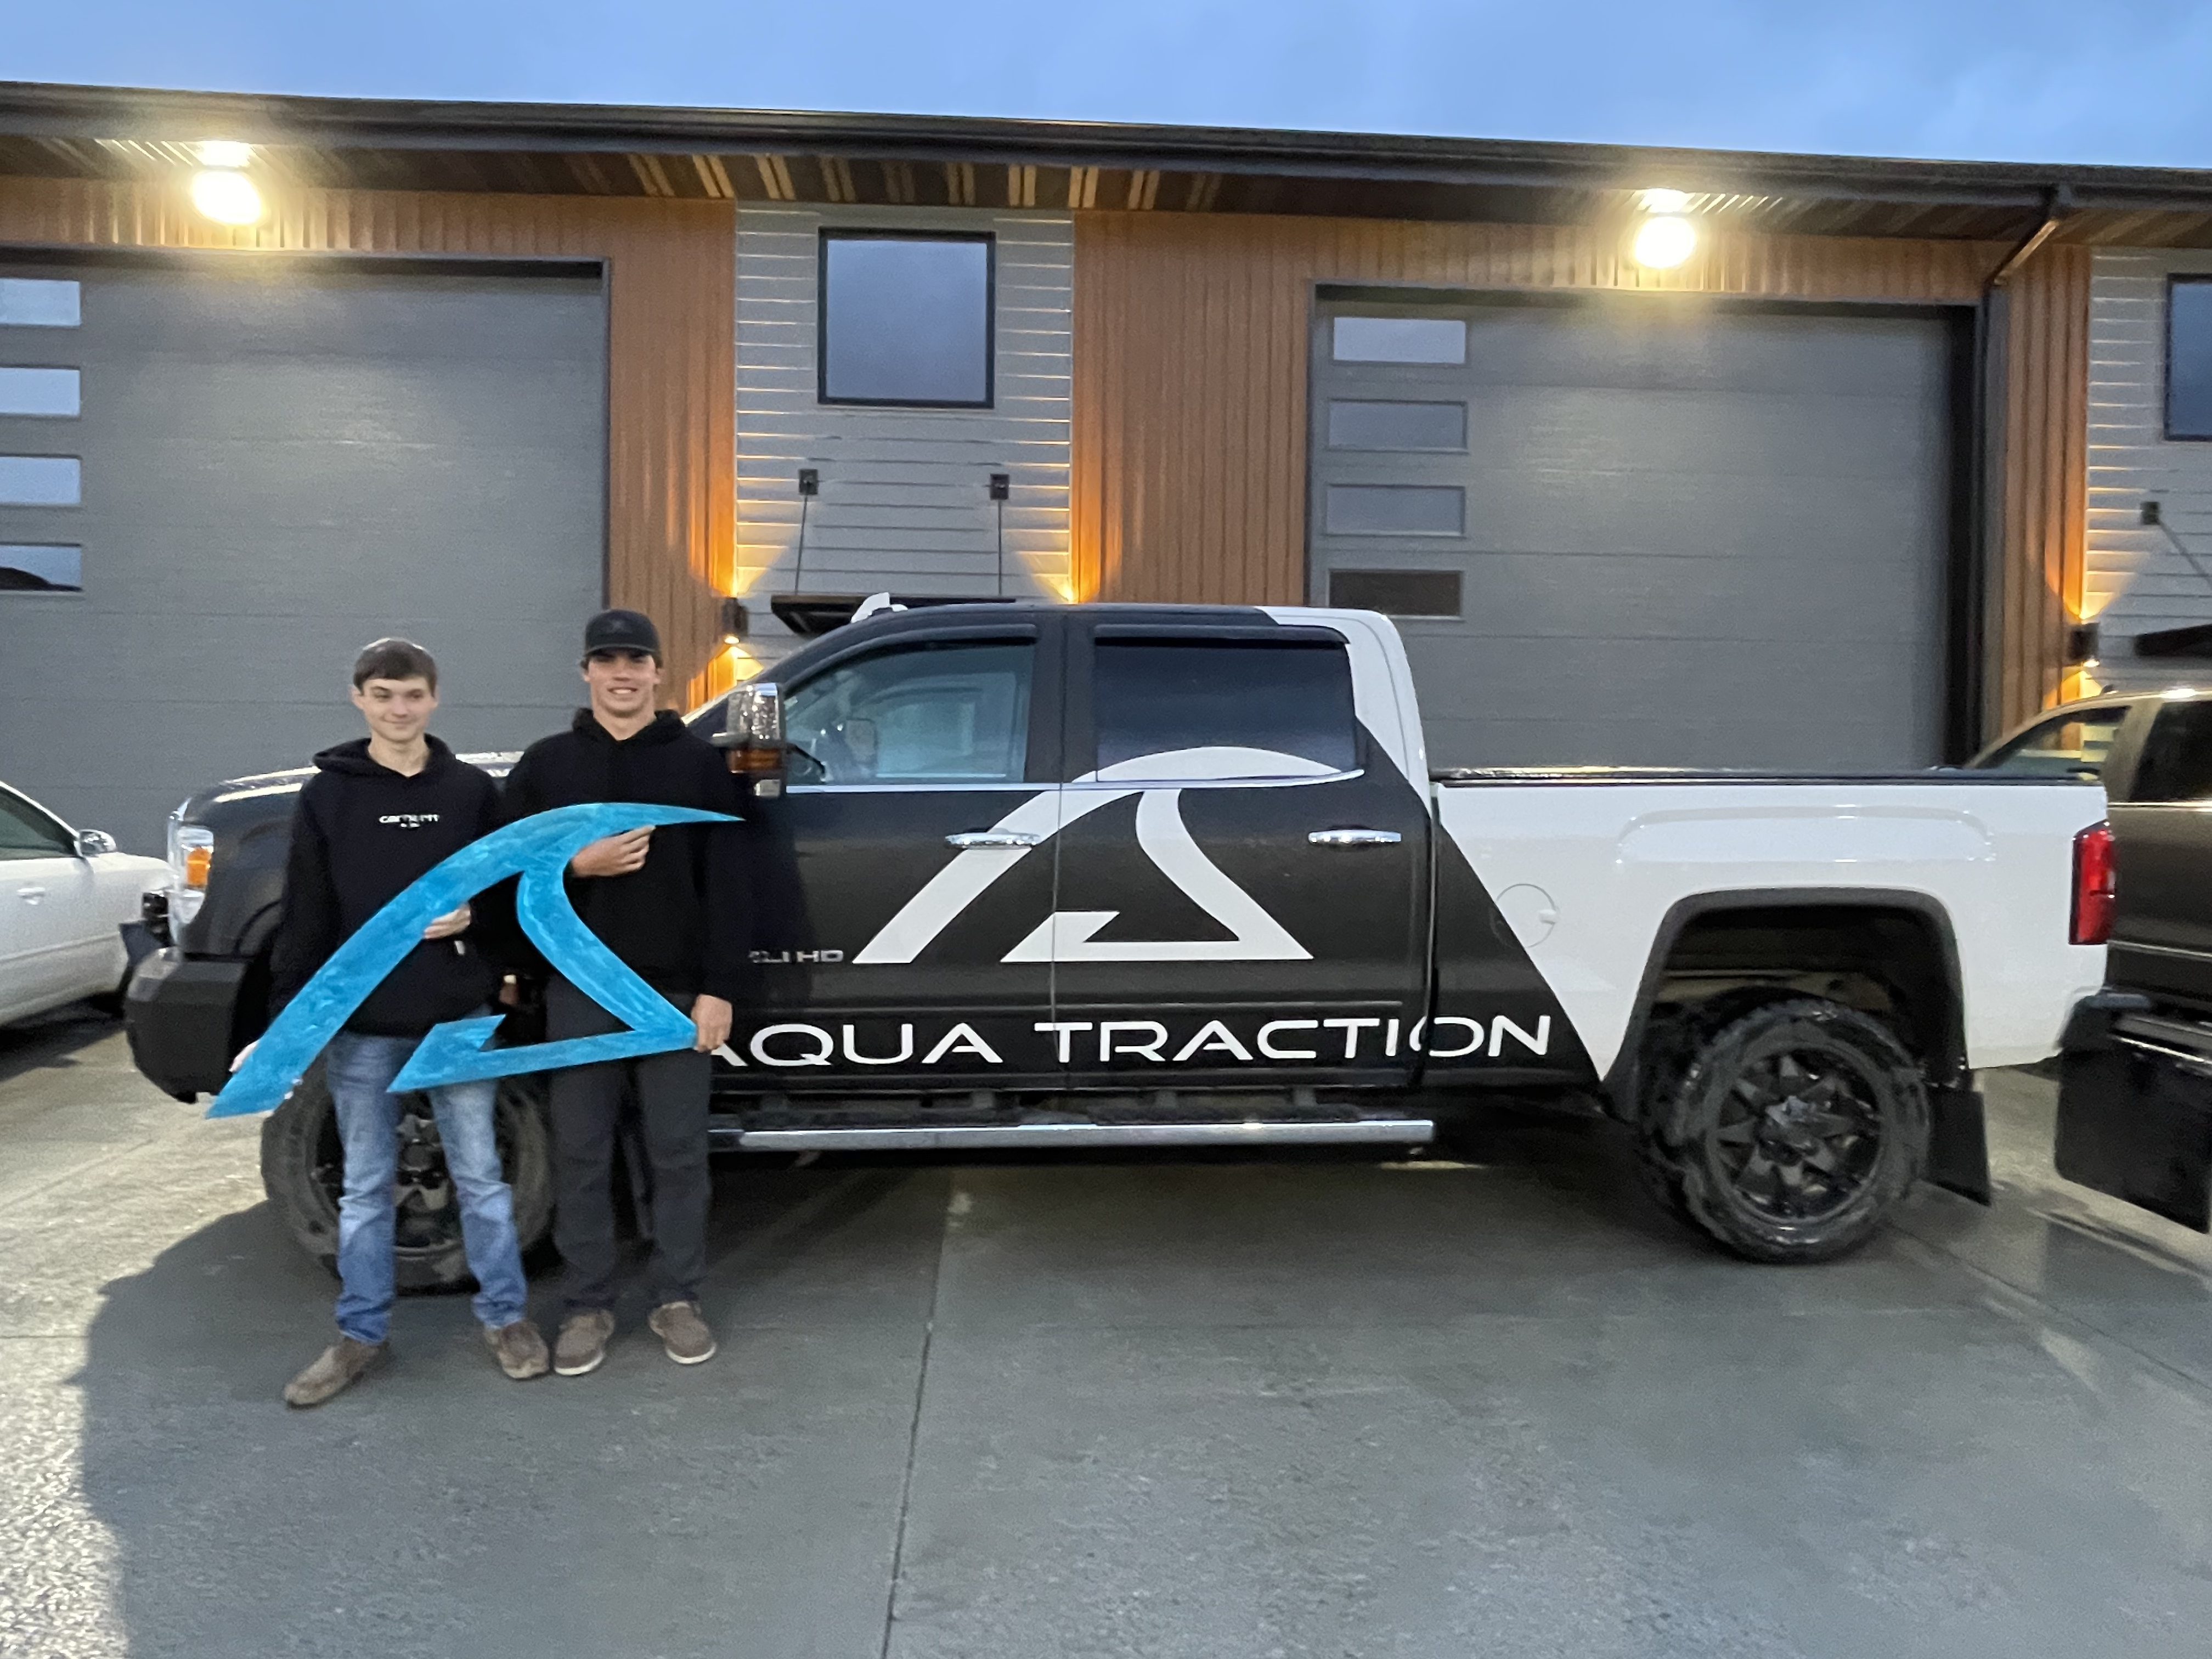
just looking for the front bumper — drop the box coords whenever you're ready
[125,949,249,1102]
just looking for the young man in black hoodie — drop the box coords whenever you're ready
[501,608,744,1378]
[261,639,549,1407]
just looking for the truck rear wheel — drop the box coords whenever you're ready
[259,1059,555,1293]
[1637,997,1928,1263]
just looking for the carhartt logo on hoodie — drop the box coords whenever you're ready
[379,814,441,830]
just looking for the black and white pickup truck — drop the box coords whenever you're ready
[127,602,2109,1281]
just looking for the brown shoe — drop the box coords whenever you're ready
[553,1308,616,1376]
[284,1336,386,1408]
[483,1318,550,1380]
[647,1300,717,1365]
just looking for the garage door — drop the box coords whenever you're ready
[0,256,607,853]
[1309,294,1960,771]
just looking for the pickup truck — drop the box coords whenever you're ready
[127,602,2110,1284]
[1970,685,2212,1228]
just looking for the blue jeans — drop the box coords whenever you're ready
[325,1025,529,1344]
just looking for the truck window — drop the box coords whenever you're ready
[1977,708,2126,780]
[2132,702,2212,803]
[1092,638,1358,777]
[783,640,1032,786]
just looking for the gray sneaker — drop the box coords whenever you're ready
[284,1336,386,1408]
[483,1318,550,1380]
[553,1308,617,1376]
[647,1300,717,1365]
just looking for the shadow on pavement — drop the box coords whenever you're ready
[0,1003,122,1090]
[67,1159,946,1659]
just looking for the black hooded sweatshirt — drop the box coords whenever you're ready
[269,736,505,1036]
[500,708,746,1007]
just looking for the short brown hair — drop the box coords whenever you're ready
[352,637,438,692]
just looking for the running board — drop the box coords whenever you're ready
[714,1119,1435,1152]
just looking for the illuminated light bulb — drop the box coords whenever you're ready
[191,168,263,225]
[1632,214,1697,269]
[1640,188,1692,214]
[196,139,253,168]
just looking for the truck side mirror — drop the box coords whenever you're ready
[75,828,119,857]
[716,681,788,798]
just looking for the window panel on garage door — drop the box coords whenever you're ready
[0,261,608,851]
[1311,295,1958,771]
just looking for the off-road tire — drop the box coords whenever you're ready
[259,1059,554,1292]
[1637,997,1929,1263]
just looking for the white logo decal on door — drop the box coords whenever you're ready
[853,747,1336,966]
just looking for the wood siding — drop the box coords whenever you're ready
[1073,211,2087,741]
[2080,247,2212,691]
[734,205,1072,671]
[1989,246,2092,730]
[0,175,736,706]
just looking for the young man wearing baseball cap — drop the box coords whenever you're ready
[501,610,745,1377]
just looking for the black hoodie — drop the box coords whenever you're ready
[269,736,506,1036]
[500,708,746,1006]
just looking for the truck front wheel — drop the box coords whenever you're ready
[259,1060,555,1292]
[1637,997,1929,1263]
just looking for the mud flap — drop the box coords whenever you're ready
[2053,996,2212,1233]
[1927,1084,1991,1205]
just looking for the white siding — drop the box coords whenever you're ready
[735,205,1073,665]
[2086,248,2212,690]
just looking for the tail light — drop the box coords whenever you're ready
[2071,821,2115,946]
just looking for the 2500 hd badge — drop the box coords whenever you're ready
[128,601,2109,1278]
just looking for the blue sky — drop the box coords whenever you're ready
[12,0,2212,167]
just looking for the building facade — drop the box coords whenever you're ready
[1,83,2206,847]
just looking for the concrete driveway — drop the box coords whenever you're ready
[5,1012,2212,1659]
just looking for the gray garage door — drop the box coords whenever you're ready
[0,256,607,853]
[1310,294,1959,771]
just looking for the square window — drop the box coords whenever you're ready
[0,544,81,592]
[0,455,80,506]
[0,366,80,417]
[2169,277,2212,440]
[0,279,80,328]
[1331,315,1466,365]
[820,233,993,407]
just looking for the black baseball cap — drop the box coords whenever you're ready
[582,608,662,662]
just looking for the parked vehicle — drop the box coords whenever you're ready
[129,603,2109,1279]
[0,780,167,1026]
[1972,685,2212,1228]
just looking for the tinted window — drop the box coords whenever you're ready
[1329,569,1462,617]
[1978,707,2126,779]
[0,544,81,591]
[2133,702,2212,802]
[0,787,71,859]
[1092,639,1358,777]
[820,234,992,406]
[785,640,1031,785]
[1982,712,2132,783]
[2170,278,2212,441]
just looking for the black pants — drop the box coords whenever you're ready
[544,976,713,1313]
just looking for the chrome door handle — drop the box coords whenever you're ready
[16,886,46,902]
[1308,828,1401,847]
[946,831,1044,849]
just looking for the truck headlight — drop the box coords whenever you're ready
[168,820,213,926]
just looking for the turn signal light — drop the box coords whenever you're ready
[183,844,212,889]
[2071,821,2115,945]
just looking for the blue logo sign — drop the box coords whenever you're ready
[209,802,736,1118]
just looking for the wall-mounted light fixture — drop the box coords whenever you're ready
[720,596,749,644]
[190,140,263,226]
[2066,622,2101,667]
[1629,187,1697,270]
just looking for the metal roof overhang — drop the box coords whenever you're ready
[7,79,2212,245]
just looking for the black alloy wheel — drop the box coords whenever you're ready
[1638,997,1929,1263]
